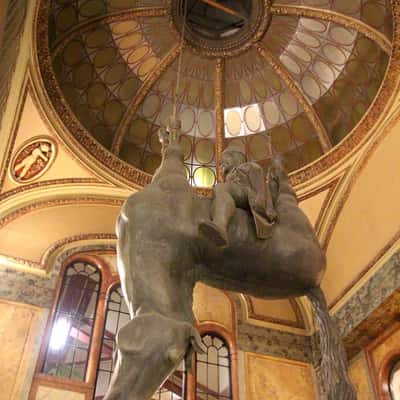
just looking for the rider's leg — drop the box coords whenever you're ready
[268,155,297,205]
[104,313,203,400]
[199,183,245,246]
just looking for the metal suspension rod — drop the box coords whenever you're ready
[172,0,188,122]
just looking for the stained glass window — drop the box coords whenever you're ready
[42,261,101,381]
[195,333,232,399]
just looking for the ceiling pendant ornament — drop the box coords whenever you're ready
[10,137,56,184]
[171,0,272,57]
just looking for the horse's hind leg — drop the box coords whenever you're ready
[307,287,356,400]
[104,313,201,400]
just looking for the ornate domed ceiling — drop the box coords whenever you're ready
[37,0,393,187]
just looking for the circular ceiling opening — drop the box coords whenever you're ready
[172,0,270,56]
[184,0,252,40]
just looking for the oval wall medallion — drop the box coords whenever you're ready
[10,137,56,183]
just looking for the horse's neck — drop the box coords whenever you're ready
[152,144,187,183]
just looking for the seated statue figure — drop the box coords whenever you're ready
[199,149,278,246]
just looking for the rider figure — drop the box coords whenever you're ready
[199,148,278,246]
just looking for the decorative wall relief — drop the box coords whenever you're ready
[10,137,56,183]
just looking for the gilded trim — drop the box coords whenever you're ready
[255,43,333,153]
[0,233,116,272]
[111,43,181,155]
[0,77,30,191]
[244,295,306,329]
[51,6,168,58]
[0,178,100,201]
[0,197,123,229]
[271,4,392,55]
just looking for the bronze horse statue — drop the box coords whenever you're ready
[105,121,356,400]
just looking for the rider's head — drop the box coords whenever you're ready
[221,149,246,176]
[40,143,50,153]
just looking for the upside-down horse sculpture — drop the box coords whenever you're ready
[105,119,356,400]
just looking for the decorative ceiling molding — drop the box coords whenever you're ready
[0,233,116,273]
[255,43,333,153]
[51,6,168,58]
[35,0,400,188]
[111,42,181,155]
[215,58,224,182]
[244,295,306,330]
[0,197,123,229]
[271,4,392,55]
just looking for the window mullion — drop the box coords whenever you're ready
[85,285,108,387]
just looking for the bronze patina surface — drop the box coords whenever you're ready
[105,121,356,400]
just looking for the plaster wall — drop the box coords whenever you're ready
[244,352,317,399]
[0,299,47,400]
[349,351,376,399]
[323,118,400,306]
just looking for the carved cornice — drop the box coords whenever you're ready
[111,43,181,155]
[51,7,168,58]
[271,4,392,55]
[255,43,332,153]
[215,58,225,182]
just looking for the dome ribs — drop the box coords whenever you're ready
[111,43,182,155]
[271,4,392,56]
[215,58,225,182]
[255,43,333,153]
[51,6,168,60]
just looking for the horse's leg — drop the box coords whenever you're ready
[307,287,356,400]
[104,313,202,400]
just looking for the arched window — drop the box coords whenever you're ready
[195,333,233,399]
[94,284,185,399]
[390,359,400,400]
[32,253,237,400]
[41,260,101,381]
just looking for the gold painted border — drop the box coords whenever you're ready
[0,197,123,229]
[0,233,117,273]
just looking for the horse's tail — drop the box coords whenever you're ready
[307,287,357,400]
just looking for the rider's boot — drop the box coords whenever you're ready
[198,220,229,247]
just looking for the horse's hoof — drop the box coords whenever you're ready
[198,221,228,247]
